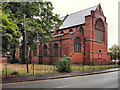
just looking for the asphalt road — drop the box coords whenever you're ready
[2,71,119,88]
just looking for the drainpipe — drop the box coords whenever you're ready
[83,37,86,71]
[60,38,62,58]
[91,11,94,70]
[83,37,86,65]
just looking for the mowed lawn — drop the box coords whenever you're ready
[2,63,119,76]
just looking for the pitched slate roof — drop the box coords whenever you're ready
[58,5,98,30]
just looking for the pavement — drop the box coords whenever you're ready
[2,71,119,88]
[2,68,120,84]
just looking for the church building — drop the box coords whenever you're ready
[16,4,112,65]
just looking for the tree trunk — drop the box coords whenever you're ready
[39,45,41,64]
[12,45,16,60]
[39,41,42,64]
[29,50,32,64]
[24,14,29,73]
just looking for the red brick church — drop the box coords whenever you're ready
[16,4,111,65]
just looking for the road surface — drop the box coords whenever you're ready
[2,71,119,88]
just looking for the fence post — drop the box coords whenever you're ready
[54,64,55,73]
[5,58,7,76]
[93,60,94,71]
[82,62,84,72]
[33,59,34,74]
[107,62,109,69]
[79,64,81,71]
[101,60,102,69]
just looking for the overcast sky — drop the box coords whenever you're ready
[49,0,119,49]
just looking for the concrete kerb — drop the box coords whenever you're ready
[2,68,119,84]
[48,69,119,79]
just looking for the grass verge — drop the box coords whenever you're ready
[2,63,119,76]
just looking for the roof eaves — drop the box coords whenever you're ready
[57,23,85,31]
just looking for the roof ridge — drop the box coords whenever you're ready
[68,4,98,16]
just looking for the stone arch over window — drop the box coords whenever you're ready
[95,18,105,42]
[44,44,47,56]
[79,27,84,36]
[60,31,64,34]
[69,29,73,32]
[74,37,81,52]
[54,43,58,56]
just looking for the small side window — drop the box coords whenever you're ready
[60,31,64,34]
[79,27,84,36]
[69,29,73,33]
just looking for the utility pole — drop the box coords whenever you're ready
[24,14,29,73]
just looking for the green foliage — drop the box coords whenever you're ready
[10,58,19,64]
[2,2,61,62]
[1,11,21,55]
[56,55,71,73]
[109,44,120,60]
[26,1,61,49]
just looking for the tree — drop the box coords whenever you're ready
[1,11,21,58]
[2,2,40,64]
[26,1,61,64]
[109,44,120,60]
[2,1,61,73]
[2,1,61,58]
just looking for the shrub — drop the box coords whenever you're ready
[55,55,71,73]
[11,71,19,75]
[111,61,116,65]
[10,58,19,64]
[117,60,120,65]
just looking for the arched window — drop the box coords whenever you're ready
[69,29,73,32]
[79,27,84,36]
[74,37,81,52]
[54,43,58,56]
[44,44,47,56]
[60,31,64,34]
[95,18,105,42]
